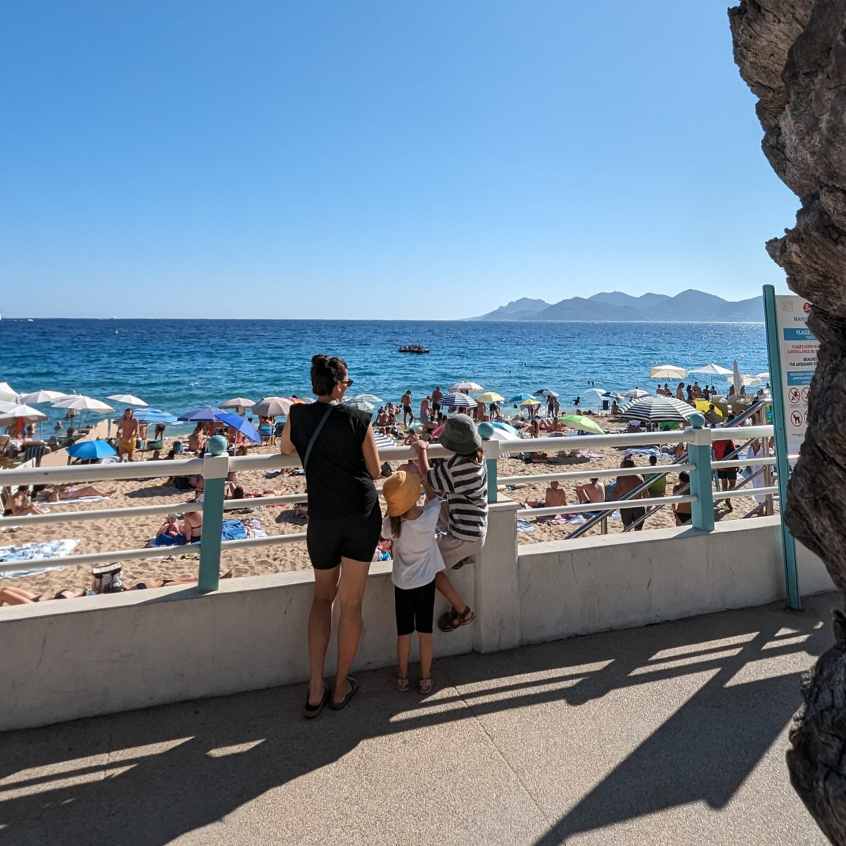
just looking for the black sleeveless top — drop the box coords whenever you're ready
[290,402,377,519]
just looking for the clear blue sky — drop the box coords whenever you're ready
[2,1,795,319]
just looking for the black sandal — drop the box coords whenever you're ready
[303,686,329,719]
[329,677,359,711]
[438,606,476,632]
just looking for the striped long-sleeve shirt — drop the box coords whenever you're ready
[427,455,488,542]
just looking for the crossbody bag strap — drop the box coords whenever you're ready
[302,403,335,472]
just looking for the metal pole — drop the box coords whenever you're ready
[763,284,801,610]
[198,435,229,593]
[479,424,498,503]
[688,413,715,531]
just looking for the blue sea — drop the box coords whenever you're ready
[0,319,768,431]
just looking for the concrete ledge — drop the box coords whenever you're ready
[517,516,833,644]
[1,562,474,731]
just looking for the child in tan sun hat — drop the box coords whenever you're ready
[381,465,445,694]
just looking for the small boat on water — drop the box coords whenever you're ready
[398,344,430,354]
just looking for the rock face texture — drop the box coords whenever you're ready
[730,1,846,842]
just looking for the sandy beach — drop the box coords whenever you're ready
[0,431,767,602]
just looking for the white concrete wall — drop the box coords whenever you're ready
[0,506,835,731]
[517,515,834,645]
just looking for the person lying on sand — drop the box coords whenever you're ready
[5,486,45,516]
[41,484,115,502]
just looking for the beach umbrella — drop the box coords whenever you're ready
[344,398,376,413]
[214,410,261,443]
[755,372,770,381]
[477,422,521,442]
[0,382,19,402]
[0,404,48,424]
[694,398,724,417]
[741,374,762,387]
[520,398,541,408]
[475,391,505,404]
[133,407,179,425]
[52,395,114,413]
[441,392,477,411]
[351,393,383,404]
[107,394,148,407]
[450,381,484,393]
[533,389,559,398]
[67,439,118,460]
[178,406,224,422]
[583,388,609,403]
[623,388,650,399]
[220,397,256,412]
[0,400,17,413]
[19,390,69,405]
[560,414,606,435]
[689,363,733,377]
[490,421,521,436]
[650,365,687,380]
[619,396,697,424]
[252,396,293,417]
[731,360,744,396]
[509,393,534,404]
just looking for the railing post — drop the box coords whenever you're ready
[478,423,498,503]
[198,435,229,593]
[688,413,714,531]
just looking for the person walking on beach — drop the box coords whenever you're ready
[615,457,646,531]
[381,466,444,694]
[407,415,484,632]
[431,385,443,419]
[419,395,431,427]
[116,408,138,462]
[401,390,413,427]
[281,354,382,717]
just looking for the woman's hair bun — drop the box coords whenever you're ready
[311,354,329,367]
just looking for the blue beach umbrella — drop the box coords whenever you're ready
[509,393,534,404]
[214,410,261,443]
[178,406,224,422]
[67,440,118,461]
[134,408,179,425]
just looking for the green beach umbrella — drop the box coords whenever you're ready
[560,414,606,435]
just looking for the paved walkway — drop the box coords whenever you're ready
[0,594,836,845]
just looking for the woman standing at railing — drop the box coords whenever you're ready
[280,354,382,718]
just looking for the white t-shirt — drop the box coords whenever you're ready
[381,499,446,590]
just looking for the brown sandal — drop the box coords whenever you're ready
[418,678,433,695]
[438,606,476,632]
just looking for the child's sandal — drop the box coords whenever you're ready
[397,675,409,692]
[417,677,433,695]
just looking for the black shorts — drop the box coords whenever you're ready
[432,403,441,413]
[620,507,646,529]
[676,511,692,524]
[717,468,738,481]
[307,506,382,569]
[394,580,436,635]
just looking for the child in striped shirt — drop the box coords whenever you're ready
[409,414,487,632]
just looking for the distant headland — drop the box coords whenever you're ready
[470,289,763,322]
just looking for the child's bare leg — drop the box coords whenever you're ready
[397,635,411,678]
[418,633,433,679]
[435,571,466,613]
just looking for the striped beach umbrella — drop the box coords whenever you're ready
[441,391,477,411]
[619,396,697,424]
[372,431,396,451]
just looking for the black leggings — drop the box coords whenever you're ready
[394,580,436,635]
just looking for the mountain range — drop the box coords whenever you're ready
[471,289,763,322]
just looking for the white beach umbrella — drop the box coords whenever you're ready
[442,392,477,411]
[755,372,770,381]
[345,398,375,413]
[450,381,484,393]
[351,393,384,404]
[220,397,256,411]
[0,399,17,413]
[619,396,697,424]
[0,404,48,423]
[18,390,69,405]
[688,363,733,377]
[583,388,608,401]
[623,388,650,399]
[649,365,687,380]
[253,396,293,417]
[107,394,149,407]
[741,374,762,387]
[52,395,114,413]
[0,382,18,402]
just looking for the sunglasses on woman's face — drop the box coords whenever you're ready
[341,378,354,387]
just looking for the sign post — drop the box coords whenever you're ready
[762,285,818,610]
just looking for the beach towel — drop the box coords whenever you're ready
[153,532,187,547]
[516,519,538,534]
[0,539,80,578]
[221,519,248,541]
[41,496,106,509]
